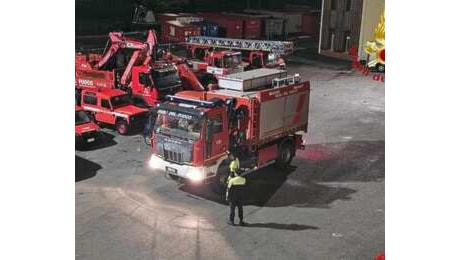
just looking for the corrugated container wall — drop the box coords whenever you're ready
[190,21,220,37]
[223,13,262,39]
[264,18,284,39]
[244,9,303,34]
[198,13,243,38]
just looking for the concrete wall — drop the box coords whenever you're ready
[358,0,385,61]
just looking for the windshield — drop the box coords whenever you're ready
[75,110,91,125]
[110,94,131,108]
[223,54,242,69]
[152,68,181,90]
[153,109,203,141]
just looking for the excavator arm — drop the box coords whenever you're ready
[95,30,157,70]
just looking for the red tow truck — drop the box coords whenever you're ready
[80,89,148,135]
[148,68,310,192]
[76,30,204,107]
[75,105,101,148]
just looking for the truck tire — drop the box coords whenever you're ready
[376,63,385,73]
[211,163,230,195]
[116,120,129,135]
[276,140,294,169]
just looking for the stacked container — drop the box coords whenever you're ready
[161,20,201,43]
[244,9,304,35]
[222,13,262,39]
[198,12,243,38]
[264,18,285,39]
[190,21,220,37]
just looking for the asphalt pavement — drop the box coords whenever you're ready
[76,62,385,260]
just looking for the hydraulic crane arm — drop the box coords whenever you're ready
[95,30,157,69]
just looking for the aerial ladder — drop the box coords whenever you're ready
[184,36,293,82]
[185,36,294,55]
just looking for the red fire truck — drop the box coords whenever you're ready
[76,30,204,106]
[75,105,102,148]
[185,36,293,85]
[148,68,309,192]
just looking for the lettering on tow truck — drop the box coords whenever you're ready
[78,79,94,86]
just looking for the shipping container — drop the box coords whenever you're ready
[222,13,262,39]
[245,9,304,35]
[190,21,220,37]
[161,20,201,43]
[198,12,243,38]
[264,18,285,39]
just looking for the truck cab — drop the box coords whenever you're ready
[75,105,101,148]
[75,54,183,107]
[245,51,286,70]
[188,49,244,80]
[148,97,230,183]
[80,89,148,135]
[130,63,183,106]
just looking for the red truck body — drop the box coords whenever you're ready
[148,68,309,191]
[80,89,149,135]
[75,30,204,107]
[75,105,101,147]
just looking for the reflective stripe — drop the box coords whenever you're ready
[228,176,246,188]
[82,106,129,119]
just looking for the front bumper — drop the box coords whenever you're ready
[149,154,215,182]
[76,131,100,146]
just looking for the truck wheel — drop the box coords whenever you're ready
[116,120,129,135]
[276,141,294,169]
[376,63,385,73]
[211,163,229,194]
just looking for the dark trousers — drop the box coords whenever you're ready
[229,199,243,222]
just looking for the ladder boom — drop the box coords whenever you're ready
[186,36,294,55]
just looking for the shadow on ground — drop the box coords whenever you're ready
[244,222,319,231]
[75,155,102,182]
[181,140,384,208]
[76,132,117,151]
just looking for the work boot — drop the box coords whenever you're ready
[227,220,235,226]
[239,220,247,226]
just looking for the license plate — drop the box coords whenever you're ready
[87,138,95,143]
[165,166,177,174]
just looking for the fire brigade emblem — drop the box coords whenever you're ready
[365,9,385,73]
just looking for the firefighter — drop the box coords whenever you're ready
[226,153,247,226]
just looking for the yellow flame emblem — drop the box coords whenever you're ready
[365,9,385,70]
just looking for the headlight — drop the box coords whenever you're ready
[149,154,162,169]
[186,168,204,182]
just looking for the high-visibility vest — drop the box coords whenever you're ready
[227,175,246,188]
[229,158,240,173]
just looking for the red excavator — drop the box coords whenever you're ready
[75,30,204,107]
